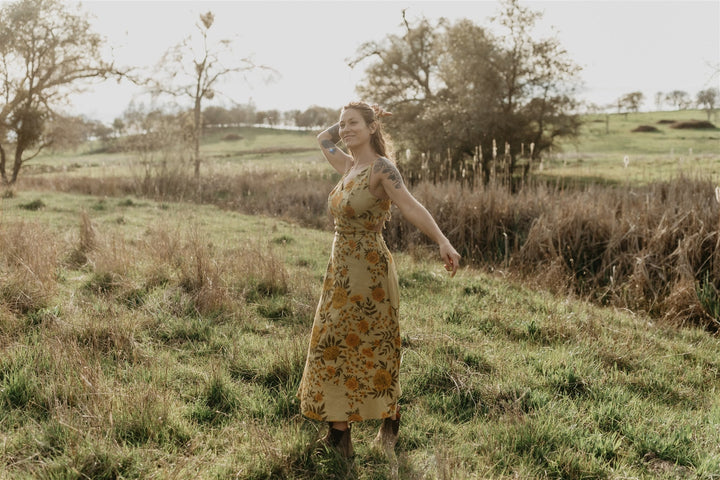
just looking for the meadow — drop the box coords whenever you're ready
[0,110,719,479]
[543,109,718,184]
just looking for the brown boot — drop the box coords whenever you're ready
[374,408,400,451]
[321,423,354,458]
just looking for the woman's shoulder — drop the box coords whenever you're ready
[372,156,397,171]
[371,156,404,190]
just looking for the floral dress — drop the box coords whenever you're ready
[298,162,400,422]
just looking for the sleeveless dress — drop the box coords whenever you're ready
[298,162,401,422]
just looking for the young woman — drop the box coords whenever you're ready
[297,101,461,458]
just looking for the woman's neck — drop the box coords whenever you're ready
[349,144,378,169]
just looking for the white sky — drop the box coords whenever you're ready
[66,0,720,123]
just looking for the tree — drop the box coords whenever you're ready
[146,11,273,178]
[202,105,233,127]
[617,91,644,117]
[294,106,340,129]
[350,10,442,164]
[665,90,691,110]
[229,102,256,126]
[111,102,189,154]
[44,115,101,152]
[654,91,664,111]
[112,118,126,137]
[350,0,581,185]
[255,110,280,126]
[488,0,581,175]
[696,87,719,120]
[0,0,118,184]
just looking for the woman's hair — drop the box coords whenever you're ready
[342,101,393,161]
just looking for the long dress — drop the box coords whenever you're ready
[298,161,401,422]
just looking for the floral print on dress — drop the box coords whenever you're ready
[298,162,400,422]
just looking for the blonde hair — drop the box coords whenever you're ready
[342,101,394,161]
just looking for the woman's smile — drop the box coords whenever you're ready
[339,109,372,148]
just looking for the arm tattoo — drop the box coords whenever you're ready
[321,139,337,154]
[374,157,404,190]
[321,123,341,153]
[327,123,340,143]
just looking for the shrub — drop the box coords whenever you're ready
[19,199,45,210]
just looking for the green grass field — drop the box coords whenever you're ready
[1,110,719,478]
[22,109,718,187]
[548,110,719,184]
[1,189,719,479]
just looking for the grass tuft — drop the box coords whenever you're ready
[19,198,45,210]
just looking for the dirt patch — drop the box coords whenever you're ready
[657,119,675,124]
[222,133,243,141]
[643,453,693,479]
[670,120,716,129]
[632,125,660,133]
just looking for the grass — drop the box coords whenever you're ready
[20,111,718,186]
[0,190,719,479]
[547,109,719,185]
[11,112,719,330]
[1,110,718,477]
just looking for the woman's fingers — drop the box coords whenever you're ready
[442,250,460,277]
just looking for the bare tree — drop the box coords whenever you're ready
[654,91,664,111]
[146,11,274,178]
[665,90,691,110]
[696,87,719,121]
[0,0,119,184]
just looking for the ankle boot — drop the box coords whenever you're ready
[374,408,400,450]
[322,423,354,458]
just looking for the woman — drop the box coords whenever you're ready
[297,101,461,458]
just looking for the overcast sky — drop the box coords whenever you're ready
[67,0,720,123]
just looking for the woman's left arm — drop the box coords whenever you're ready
[372,158,461,276]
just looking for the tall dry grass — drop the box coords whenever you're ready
[23,168,334,230]
[19,168,720,329]
[0,220,60,315]
[0,208,290,324]
[391,176,719,329]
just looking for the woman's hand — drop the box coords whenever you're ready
[439,242,461,277]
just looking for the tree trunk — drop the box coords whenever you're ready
[0,143,7,184]
[11,145,24,184]
[193,69,203,179]
[193,97,201,178]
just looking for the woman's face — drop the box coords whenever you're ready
[339,108,375,150]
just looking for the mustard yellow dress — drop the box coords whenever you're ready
[298,163,401,422]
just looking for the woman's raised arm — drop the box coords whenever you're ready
[317,123,352,175]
